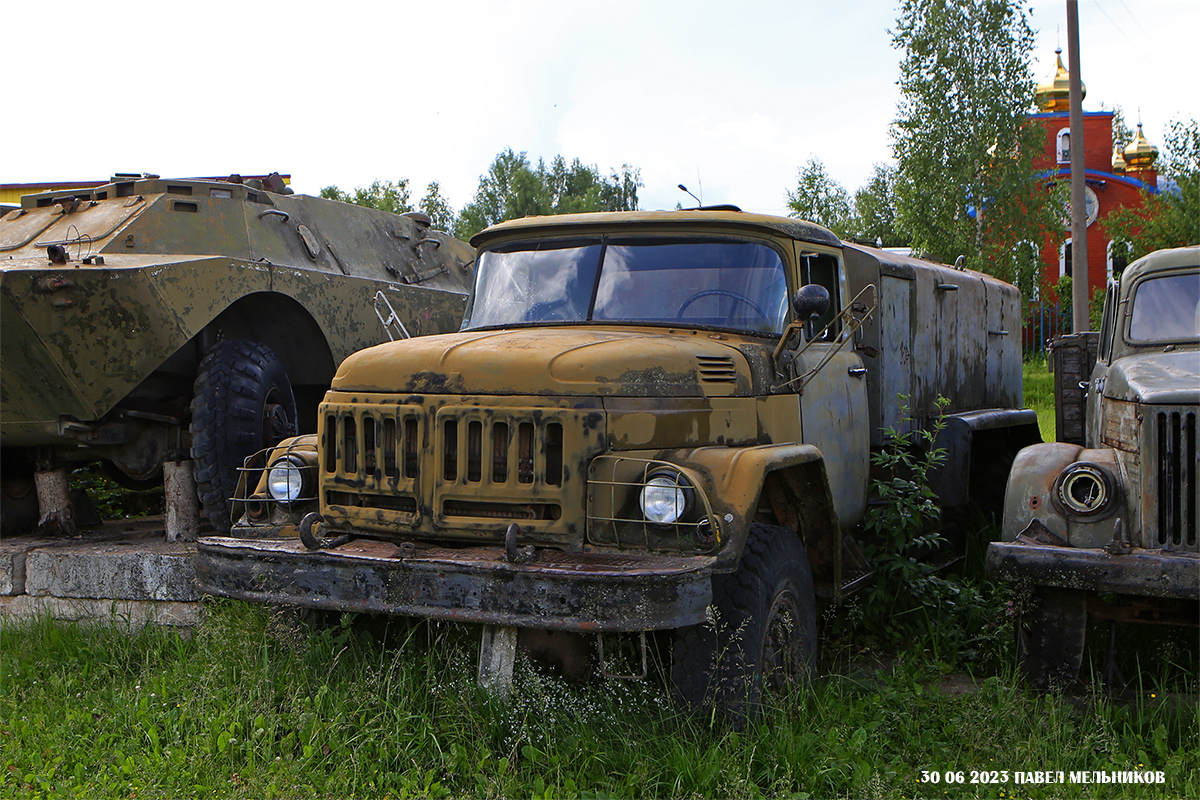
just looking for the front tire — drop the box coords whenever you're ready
[191,340,297,531]
[1016,586,1087,692]
[672,524,817,721]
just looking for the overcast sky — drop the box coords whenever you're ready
[4,1,1195,218]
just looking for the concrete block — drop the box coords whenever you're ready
[25,539,199,601]
[0,594,202,629]
[0,536,61,595]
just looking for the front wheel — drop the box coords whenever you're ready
[1016,586,1087,692]
[191,340,297,531]
[672,524,817,722]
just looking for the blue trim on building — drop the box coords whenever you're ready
[1029,111,1114,119]
[1037,168,1158,194]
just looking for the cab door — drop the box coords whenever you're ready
[793,251,870,529]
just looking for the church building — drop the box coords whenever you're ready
[1030,48,1159,298]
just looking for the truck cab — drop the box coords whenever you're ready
[989,245,1199,690]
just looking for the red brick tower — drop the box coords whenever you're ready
[1030,48,1159,297]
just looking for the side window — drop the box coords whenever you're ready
[1097,284,1116,362]
[798,252,842,339]
[1056,128,1071,164]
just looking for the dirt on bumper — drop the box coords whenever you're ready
[986,540,1200,600]
[195,536,715,631]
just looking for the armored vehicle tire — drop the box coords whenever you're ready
[672,524,816,721]
[191,340,298,532]
[1016,587,1087,692]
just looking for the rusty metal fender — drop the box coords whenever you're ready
[1002,441,1083,543]
[662,443,839,574]
[931,408,1042,508]
[1001,441,1127,549]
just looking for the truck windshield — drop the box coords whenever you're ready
[1128,272,1200,342]
[463,238,789,335]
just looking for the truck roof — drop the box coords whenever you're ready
[470,209,843,249]
[1121,245,1200,285]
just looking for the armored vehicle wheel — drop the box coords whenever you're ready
[672,524,816,722]
[191,340,297,532]
[1016,587,1087,692]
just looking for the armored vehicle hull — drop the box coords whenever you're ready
[1,175,474,532]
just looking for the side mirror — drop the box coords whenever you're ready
[793,284,830,322]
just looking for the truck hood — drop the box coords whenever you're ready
[1104,349,1200,405]
[331,327,754,397]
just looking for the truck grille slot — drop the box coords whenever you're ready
[443,500,561,520]
[1156,410,1197,547]
[327,491,417,514]
[343,415,358,474]
[697,355,737,383]
[443,419,458,480]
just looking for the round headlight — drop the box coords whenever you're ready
[639,471,693,525]
[266,456,308,504]
[1054,462,1116,518]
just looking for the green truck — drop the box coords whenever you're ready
[989,245,1199,690]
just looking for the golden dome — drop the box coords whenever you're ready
[1123,123,1159,172]
[1035,48,1084,112]
[1111,144,1127,174]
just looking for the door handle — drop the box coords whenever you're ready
[848,367,868,378]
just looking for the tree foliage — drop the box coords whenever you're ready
[320,179,413,215]
[890,0,1061,288]
[455,149,642,239]
[786,157,852,238]
[1105,104,1134,152]
[1103,118,1200,258]
[419,181,455,233]
[850,163,905,247]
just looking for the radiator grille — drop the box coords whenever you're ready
[1153,409,1198,548]
[318,397,604,540]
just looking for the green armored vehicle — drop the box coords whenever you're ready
[197,208,1039,715]
[989,245,1199,690]
[1,174,474,534]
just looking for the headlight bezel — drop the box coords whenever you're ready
[1052,461,1119,520]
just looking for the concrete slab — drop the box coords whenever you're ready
[25,537,199,602]
[2,517,176,595]
[0,594,201,629]
[0,536,58,595]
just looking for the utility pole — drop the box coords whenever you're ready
[1068,0,1089,332]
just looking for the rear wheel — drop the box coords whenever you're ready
[1016,586,1087,692]
[191,340,297,531]
[672,524,817,722]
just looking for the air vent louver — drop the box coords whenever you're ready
[696,355,737,383]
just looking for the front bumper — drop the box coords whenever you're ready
[987,541,1200,600]
[195,536,715,631]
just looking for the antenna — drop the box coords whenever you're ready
[677,184,701,206]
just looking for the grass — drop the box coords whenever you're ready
[2,602,1196,799]
[1023,356,1056,442]
[3,360,1193,798]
